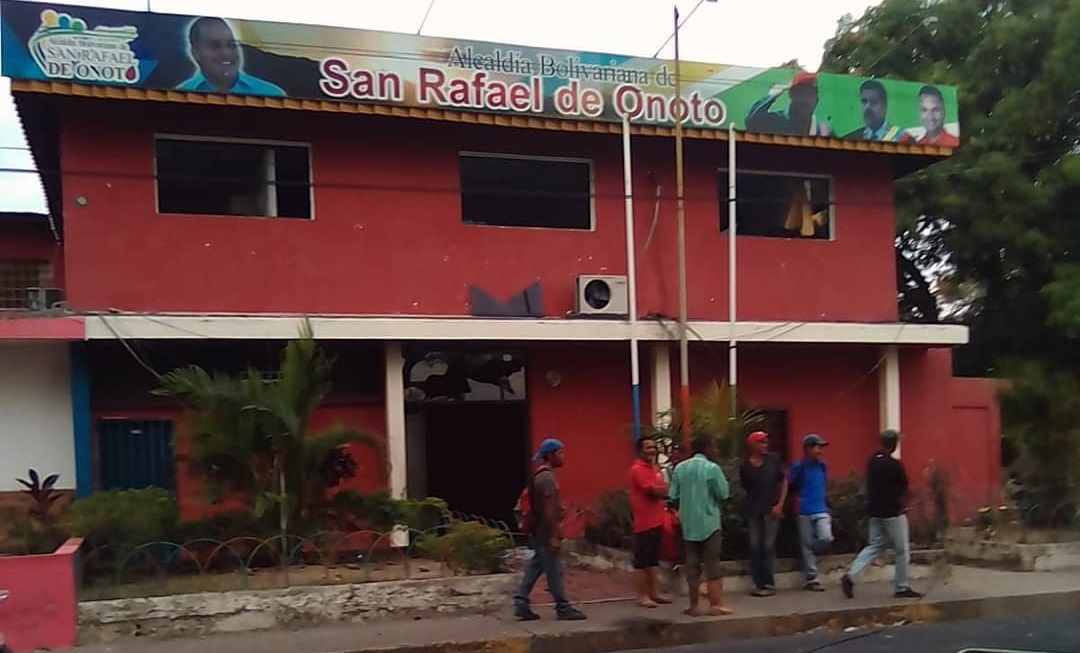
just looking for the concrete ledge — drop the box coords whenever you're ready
[78,574,517,645]
[945,530,1080,572]
[567,542,947,593]
[361,590,1080,653]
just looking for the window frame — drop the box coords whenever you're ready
[0,258,54,310]
[153,133,315,220]
[717,167,836,241]
[458,151,596,232]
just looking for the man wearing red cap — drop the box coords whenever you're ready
[738,431,788,596]
[745,71,832,137]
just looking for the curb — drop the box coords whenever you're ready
[364,589,1080,653]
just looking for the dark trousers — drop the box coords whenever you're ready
[513,541,569,611]
[747,514,780,589]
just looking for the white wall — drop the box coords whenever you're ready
[0,342,76,491]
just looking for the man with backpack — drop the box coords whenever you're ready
[511,438,587,621]
[789,433,834,591]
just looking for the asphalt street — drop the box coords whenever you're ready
[624,609,1080,653]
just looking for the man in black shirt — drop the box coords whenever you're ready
[841,430,922,599]
[739,431,788,597]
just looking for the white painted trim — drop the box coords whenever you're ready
[650,343,672,427]
[384,341,408,547]
[879,345,902,458]
[82,313,969,345]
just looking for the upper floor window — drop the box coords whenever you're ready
[155,137,312,219]
[460,153,593,230]
[719,170,833,240]
[0,259,53,310]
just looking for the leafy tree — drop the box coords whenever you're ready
[649,379,766,464]
[822,0,1080,522]
[154,321,379,533]
[821,0,1080,377]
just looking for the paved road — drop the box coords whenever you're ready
[625,609,1080,653]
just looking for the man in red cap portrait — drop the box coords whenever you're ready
[745,71,833,137]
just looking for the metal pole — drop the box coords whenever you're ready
[673,6,691,442]
[727,123,738,420]
[623,115,642,441]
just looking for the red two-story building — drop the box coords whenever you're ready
[0,1,999,527]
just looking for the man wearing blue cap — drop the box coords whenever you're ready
[789,433,835,591]
[512,438,587,621]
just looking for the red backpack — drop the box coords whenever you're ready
[513,466,548,533]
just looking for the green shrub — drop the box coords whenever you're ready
[415,520,510,574]
[826,473,868,553]
[64,488,178,550]
[583,489,633,549]
[329,490,449,533]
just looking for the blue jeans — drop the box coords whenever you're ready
[513,543,569,611]
[747,514,780,589]
[847,515,910,589]
[798,513,834,582]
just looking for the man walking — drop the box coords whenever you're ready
[629,437,673,608]
[512,439,587,621]
[669,433,732,617]
[841,430,923,599]
[739,431,787,597]
[790,433,834,591]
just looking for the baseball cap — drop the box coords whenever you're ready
[747,431,769,446]
[802,433,829,448]
[791,71,818,89]
[533,438,564,461]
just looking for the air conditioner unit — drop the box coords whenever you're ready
[25,287,64,312]
[574,275,629,317]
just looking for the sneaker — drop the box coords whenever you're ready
[763,584,776,591]
[803,581,825,592]
[752,587,776,597]
[841,574,854,599]
[514,606,541,621]
[894,587,923,599]
[556,606,588,621]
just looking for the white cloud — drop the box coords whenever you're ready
[0,0,878,213]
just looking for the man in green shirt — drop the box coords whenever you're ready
[669,433,732,617]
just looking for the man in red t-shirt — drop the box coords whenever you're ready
[628,437,673,608]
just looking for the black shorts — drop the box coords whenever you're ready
[632,526,663,569]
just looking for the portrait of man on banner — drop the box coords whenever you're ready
[176,16,286,97]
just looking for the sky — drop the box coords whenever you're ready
[0,0,879,213]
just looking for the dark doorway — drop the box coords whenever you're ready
[98,418,176,491]
[403,345,530,528]
[423,402,530,527]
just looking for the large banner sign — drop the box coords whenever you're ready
[1,1,961,145]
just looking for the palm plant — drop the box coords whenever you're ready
[153,320,379,535]
[648,378,766,467]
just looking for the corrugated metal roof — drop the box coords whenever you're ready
[10,80,955,157]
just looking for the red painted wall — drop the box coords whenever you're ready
[55,97,897,322]
[688,343,883,475]
[0,538,80,652]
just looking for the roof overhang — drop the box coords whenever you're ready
[11,81,955,158]
[77,313,968,346]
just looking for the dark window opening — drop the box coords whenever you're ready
[155,138,312,219]
[0,259,52,309]
[460,154,592,230]
[719,170,832,239]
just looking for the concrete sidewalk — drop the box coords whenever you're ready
[63,567,1080,653]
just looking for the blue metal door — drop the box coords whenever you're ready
[98,419,176,491]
